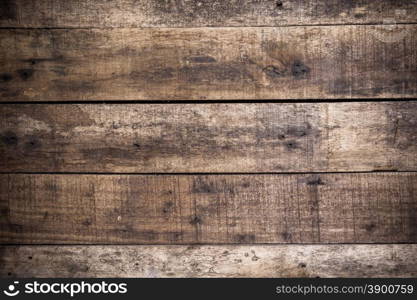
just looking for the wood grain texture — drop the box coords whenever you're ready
[2,245,417,278]
[1,102,417,173]
[1,173,416,244]
[0,26,416,101]
[1,0,416,28]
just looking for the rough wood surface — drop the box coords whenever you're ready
[1,102,416,173]
[1,245,417,278]
[1,173,416,244]
[1,26,416,101]
[1,0,416,28]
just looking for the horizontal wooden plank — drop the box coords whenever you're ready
[2,245,417,278]
[1,102,417,173]
[0,26,416,101]
[1,173,416,244]
[1,0,416,28]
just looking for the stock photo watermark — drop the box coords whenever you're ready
[2,281,127,298]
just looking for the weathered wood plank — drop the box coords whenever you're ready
[1,245,417,278]
[1,0,416,28]
[1,173,416,244]
[0,26,416,101]
[1,102,416,173]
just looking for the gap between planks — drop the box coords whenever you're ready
[1,23,417,30]
[0,171,411,175]
[2,99,417,105]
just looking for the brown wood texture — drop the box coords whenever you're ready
[2,245,417,278]
[1,0,416,28]
[0,26,416,101]
[1,102,416,173]
[1,1,417,280]
[1,173,416,244]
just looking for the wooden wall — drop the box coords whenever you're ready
[0,0,416,278]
